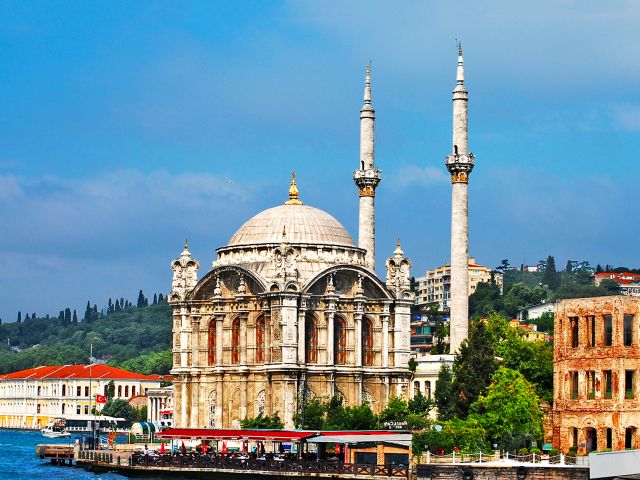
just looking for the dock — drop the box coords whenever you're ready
[35,443,76,465]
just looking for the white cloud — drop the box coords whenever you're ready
[389,165,449,189]
[613,104,640,132]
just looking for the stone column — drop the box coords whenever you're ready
[215,314,224,366]
[240,315,248,366]
[354,312,363,367]
[326,306,335,365]
[381,311,389,368]
[191,316,200,367]
[180,379,188,427]
[445,47,474,353]
[297,302,306,364]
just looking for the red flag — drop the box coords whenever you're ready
[95,394,107,404]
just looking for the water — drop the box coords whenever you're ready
[0,429,134,480]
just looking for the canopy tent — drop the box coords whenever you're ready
[307,433,412,448]
[157,428,316,442]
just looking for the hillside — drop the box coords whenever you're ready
[0,298,172,375]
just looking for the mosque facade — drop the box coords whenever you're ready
[168,66,414,429]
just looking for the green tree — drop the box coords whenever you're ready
[469,282,502,317]
[434,364,456,421]
[531,311,554,334]
[450,320,498,419]
[106,380,116,401]
[240,412,284,429]
[101,399,136,424]
[294,398,325,429]
[378,396,410,426]
[470,367,543,448]
[542,255,560,291]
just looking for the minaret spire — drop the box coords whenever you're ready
[445,44,475,353]
[354,64,381,270]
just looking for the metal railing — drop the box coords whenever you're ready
[127,452,409,478]
[418,451,589,467]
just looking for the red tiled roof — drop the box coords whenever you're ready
[158,428,316,442]
[0,364,162,381]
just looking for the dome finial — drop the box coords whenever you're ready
[285,171,303,205]
[184,239,189,250]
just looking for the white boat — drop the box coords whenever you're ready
[41,418,71,438]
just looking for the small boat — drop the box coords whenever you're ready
[41,418,71,438]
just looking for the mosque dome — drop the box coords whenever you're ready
[227,172,355,248]
[227,203,355,247]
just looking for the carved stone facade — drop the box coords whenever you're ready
[169,67,413,429]
[169,208,413,428]
[552,295,640,454]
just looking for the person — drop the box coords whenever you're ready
[144,444,149,456]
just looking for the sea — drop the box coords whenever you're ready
[0,429,152,480]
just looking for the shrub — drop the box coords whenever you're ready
[530,447,541,455]
[518,448,529,455]
[548,448,561,457]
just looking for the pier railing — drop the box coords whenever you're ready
[127,452,409,478]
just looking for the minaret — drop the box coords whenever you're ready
[445,45,475,353]
[354,64,381,270]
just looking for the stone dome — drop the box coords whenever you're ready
[227,204,355,247]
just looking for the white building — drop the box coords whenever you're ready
[409,353,454,419]
[0,364,163,428]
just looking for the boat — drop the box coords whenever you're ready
[41,418,71,438]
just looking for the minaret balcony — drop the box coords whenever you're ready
[445,152,475,166]
[353,168,382,185]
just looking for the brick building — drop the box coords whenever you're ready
[553,295,640,454]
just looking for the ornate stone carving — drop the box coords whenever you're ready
[385,240,412,298]
[170,242,200,302]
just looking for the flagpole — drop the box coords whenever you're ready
[89,343,95,448]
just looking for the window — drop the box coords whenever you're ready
[586,371,596,399]
[570,371,579,399]
[570,317,579,348]
[208,320,216,366]
[362,318,374,366]
[62,384,66,397]
[626,427,636,449]
[606,428,612,449]
[604,370,613,399]
[61,403,65,415]
[414,381,420,395]
[305,314,318,363]
[255,316,265,364]
[231,318,240,364]
[334,316,347,365]
[131,386,136,396]
[117,385,122,397]
[572,427,578,448]
[37,404,41,414]
[604,315,613,346]
[624,314,634,346]
[84,405,89,415]
[588,316,596,347]
[125,386,129,398]
[76,405,81,414]
[77,386,81,397]
[84,386,89,397]
[626,370,635,399]
[37,386,41,396]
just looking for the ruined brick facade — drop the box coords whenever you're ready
[553,295,640,454]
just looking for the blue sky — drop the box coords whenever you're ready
[1,1,639,322]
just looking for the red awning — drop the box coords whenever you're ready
[157,428,316,442]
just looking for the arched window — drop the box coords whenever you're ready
[334,316,347,365]
[426,381,432,399]
[256,316,265,363]
[231,318,240,364]
[117,385,122,397]
[125,386,129,398]
[362,318,374,366]
[132,386,136,397]
[305,313,318,363]
[62,384,66,397]
[208,320,216,365]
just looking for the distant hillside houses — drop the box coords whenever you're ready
[595,272,640,297]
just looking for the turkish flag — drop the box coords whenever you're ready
[95,394,107,404]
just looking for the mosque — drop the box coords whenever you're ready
[168,49,473,429]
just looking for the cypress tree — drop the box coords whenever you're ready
[58,310,64,321]
[25,313,30,321]
[542,255,560,291]
[64,308,72,324]
[72,310,78,323]
[137,290,146,308]
[450,320,498,419]
[153,293,158,305]
[115,299,121,311]
[84,301,92,322]
[158,293,164,303]
[435,364,456,420]
[17,311,22,323]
